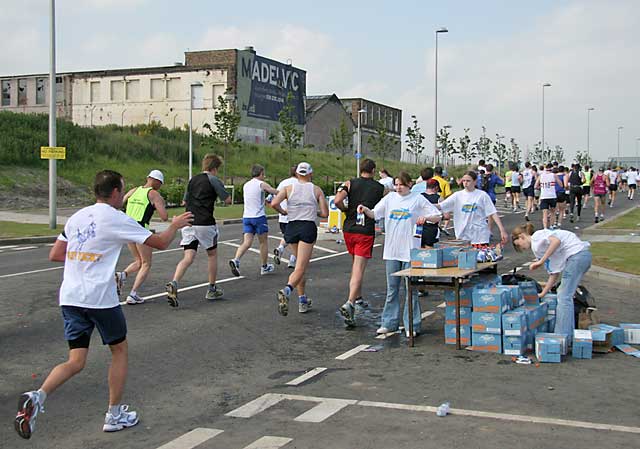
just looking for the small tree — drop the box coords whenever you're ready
[508,138,521,167]
[368,120,397,169]
[203,89,241,181]
[279,91,304,168]
[532,141,544,164]
[328,119,353,180]
[456,128,474,165]
[552,145,565,164]
[436,126,457,167]
[575,150,593,167]
[491,134,508,174]
[473,125,492,162]
[405,115,425,164]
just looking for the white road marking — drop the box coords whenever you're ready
[0,245,18,249]
[375,330,401,340]
[156,428,224,449]
[12,246,38,251]
[221,241,277,260]
[310,244,381,263]
[437,302,446,308]
[0,266,63,279]
[119,276,245,304]
[294,398,356,423]
[335,345,370,360]
[267,235,337,253]
[286,367,327,386]
[515,266,524,272]
[226,393,287,418]
[421,311,435,320]
[242,436,293,449]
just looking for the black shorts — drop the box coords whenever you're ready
[620,180,628,185]
[539,198,557,210]
[284,221,317,244]
[523,186,535,197]
[582,186,591,195]
[629,184,637,190]
[279,222,288,234]
[62,305,127,349]
[556,192,567,203]
[511,186,521,193]
[505,187,512,193]
[609,184,618,191]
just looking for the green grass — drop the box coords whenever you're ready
[600,207,640,229]
[590,242,640,275]
[0,221,63,238]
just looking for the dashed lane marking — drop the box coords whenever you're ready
[119,276,245,305]
[242,436,293,449]
[421,310,436,320]
[335,344,370,360]
[267,235,337,253]
[0,266,63,279]
[285,367,327,386]
[375,330,401,340]
[156,428,224,449]
[437,302,446,308]
[0,245,18,249]
[11,246,38,251]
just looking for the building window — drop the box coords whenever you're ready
[36,78,46,105]
[18,79,27,105]
[166,77,181,99]
[1,80,10,106]
[126,79,140,100]
[90,81,100,102]
[150,78,164,100]
[212,84,225,106]
[56,76,64,103]
[110,80,124,102]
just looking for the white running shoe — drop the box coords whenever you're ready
[287,258,296,269]
[103,405,139,432]
[376,327,391,335]
[229,259,241,277]
[298,296,312,313]
[261,263,275,275]
[15,391,44,439]
[273,248,282,265]
[125,293,145,305]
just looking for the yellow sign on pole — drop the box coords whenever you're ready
[40,146,66,160]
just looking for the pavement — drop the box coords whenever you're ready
[1,197,639,449]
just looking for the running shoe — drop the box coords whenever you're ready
[376,326,391,335]
[570,213,574,223]
[125,293,145,305]
[260,264,275,275]
[115,271,126,297]
[229,259,241,277]
[525,214,530,222]
[103,405,139,432]
[15,391,43,439]
[339,301,356,327]
[205,285,223,300]
[417,290,429,297]
[595,216,599,223]
[299,296,312,313]
[166,281,179,307]
[277,289,289,316]
[287,258,296,269]
[355,297,369,308]
[273,248,282,265]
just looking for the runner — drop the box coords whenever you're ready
[533,165,541,211]
[378,168,395,193]
[581,165,593,209]
[535,163,561,230]
[411,167,433,194]
[554,166,567,228]
[504,166,513,207]
[14,170,192,439]
[115,170,168,305]
[567,163,585,223]
[357,171,441,337]
[627,167,637,200]
[165,154,231,307]
[229,164,279,277]
[620,167,628,193]
[605,166,620,207]
[271,162,329,316]
[591,167,608,222]
[511,223,591,343]
[522,162,535,222]
[334,158,384,327]
[477,164,504,237]
[272,166,298,268]
[510,164,522,212]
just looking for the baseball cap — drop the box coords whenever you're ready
[426,179,439,189]
[296,162,313,176]
[147,169,164,184]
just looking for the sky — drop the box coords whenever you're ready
[2,0,639,164]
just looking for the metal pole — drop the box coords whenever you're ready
[434,31,439,166]
[356,109,361,176]
[48,0,57,229]
[586,109,591,158]
[617,127,622,161]
[189,85,193,180]
[541,86,545,158]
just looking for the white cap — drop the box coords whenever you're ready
[296,162,313,176]
[147,169,164,184]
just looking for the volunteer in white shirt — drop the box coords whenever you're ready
[229,164,279,277]
[271,166,298,268]
[626,167,637,200]
[511,223,591,342]
[437,170,508,245]
[358,171,441,337]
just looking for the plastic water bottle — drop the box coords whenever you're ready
[436,402,450,417]
[356,212,365,226]
[265,194,273,203]
[414,224,423,238]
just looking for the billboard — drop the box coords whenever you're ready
[237,52,306,125]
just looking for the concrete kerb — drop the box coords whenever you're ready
[586,265,640,289]
[582,206,638,235]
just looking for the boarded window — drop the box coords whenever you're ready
[126,79,140,100]
[56,76,64,103]
[150,78,164,99]
[212,84,226,107]
[18,79,27,105]
[90,81,100,102]
[110,80,124,102]
[2,80,11,106]
[36,78,46,105]
[191,84,204,109]
[166,77,180,99]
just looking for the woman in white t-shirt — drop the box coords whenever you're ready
[438,171,508,245]
[358,172,441,337]
[511,223,591,342]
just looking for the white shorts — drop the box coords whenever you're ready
[179,225,219,251]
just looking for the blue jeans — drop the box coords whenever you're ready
[382,260,422,332]
[554,249,592,342]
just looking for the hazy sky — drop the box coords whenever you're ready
[2,0,639,163]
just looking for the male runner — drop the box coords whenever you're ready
[522,162,535,221]
[272,166,298,268]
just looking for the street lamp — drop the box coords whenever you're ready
[48,0,57,229]
[636,137,640,168]
[189,82,203,180]
[434,27,448,166]
[541,83,551,158]
[617,126,624,163]
[586,107,594,158]
[356,107,367,176]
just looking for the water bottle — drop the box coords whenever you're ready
[436,402,450,417]
[414,224,423,238]
[265,194,273,203]
[356,212,365,226]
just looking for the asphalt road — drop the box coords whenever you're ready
[1,198,639,449]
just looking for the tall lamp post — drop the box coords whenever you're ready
[434,27,448,166]
[356,107,366,176]
[586,107,594,158]
[189,82,203,180]
[541,83,551,158]
[636,137,640,168]
[617,126,624,164]
[48,0,57,229]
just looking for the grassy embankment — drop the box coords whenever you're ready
[590,207,640,275]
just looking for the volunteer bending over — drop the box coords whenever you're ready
[511,223,591,342]
[357,171,441,337]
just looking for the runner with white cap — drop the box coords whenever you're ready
[115,170,168,304]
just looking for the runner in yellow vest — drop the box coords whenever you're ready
[504,169,513,207]
[116,170,168,304]
[581,166,593,209]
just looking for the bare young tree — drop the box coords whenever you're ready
[405,115,425,164]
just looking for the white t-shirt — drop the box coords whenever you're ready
[59,203,152,309]
[276,177,298,223]
[373,192,441,262]
[627,170,638,185]
[243,178,266,218]
[440,189,497,245]
[522,169,533,189]
[539,171,557,199]
[511,171,521,187]
[607,170,619,185]
[531,229,590,274]
[379,176,394,191]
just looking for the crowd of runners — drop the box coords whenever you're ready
[13,152,636,440]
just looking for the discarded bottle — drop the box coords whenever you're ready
[414,224,423,238]
[356,212,366,226]
[436,402,450,417]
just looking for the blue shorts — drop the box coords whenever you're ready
[243,216,268,235]
[61,305,127,348]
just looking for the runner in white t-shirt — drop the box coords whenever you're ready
[271,166,298,268]
[535,163,562,229]
[14,170,192,440]
[627,167,638,200]
[604,167,620,207]
[378,168,395,192]
[521,162,536,222]
[229,164,279,277]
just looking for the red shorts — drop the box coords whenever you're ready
[344,232,375,258]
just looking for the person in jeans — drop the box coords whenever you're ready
[358,171,441,337]
[334,158,384,327]
[511,223,591,343]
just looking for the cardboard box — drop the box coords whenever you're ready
[472,288,510,313]
[457,249,478,270]
[536,332,568,355]
[503,334,528,355]
[441,246,463,268]
[470,332,502,353]
[619,323,640,344]
[522,303,549,330]
[572,329,593,359]
[472,311,503,334]
[434,240,470,248]
[525,330,536,351]
[444,324,472,346]
[410,248,443,269]
[546,316,556,333]
[535,333,566,362]
[589,324,625,346]
[444,287,474,307]
[518,280,539,304]
[502,310,528,336]
[445,306,472,326]
[542,293,557,314]
[615,344,640,358]
[498,285,524,308]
